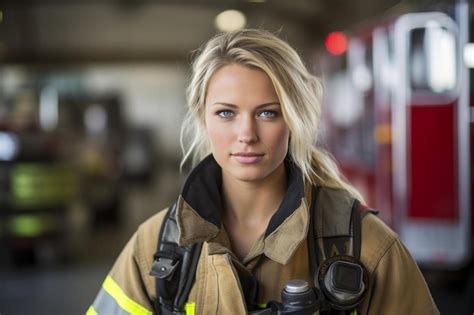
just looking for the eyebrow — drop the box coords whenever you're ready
[211,102,280,109]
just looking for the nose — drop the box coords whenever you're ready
[237,115,258,144]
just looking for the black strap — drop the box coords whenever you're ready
[308,186,320,287]
[308,187,363,277]
[310,188,367,315]
[174,242,202,308]
[151,203,203,314]
[351,200,362,259]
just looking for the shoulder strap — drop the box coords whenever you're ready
[309,187,377,315]
[150,202,202,314]
[311,187,375,262]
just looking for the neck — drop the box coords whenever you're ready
[221,163,287,228]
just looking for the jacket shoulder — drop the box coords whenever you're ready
[97,207,169,313]
[314,186,355,237]
[358,214,439,314]
[137,207,169,238]
[135,207,169,267]
[360,213,398,273]
[133,207,170,300]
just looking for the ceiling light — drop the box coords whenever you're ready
[215,10,246,33]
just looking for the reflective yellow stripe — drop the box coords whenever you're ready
[102,275,152,315]
[351,310,358,315]
[86,305,98,315]
[184,302,195,315]
[258,303,267,308]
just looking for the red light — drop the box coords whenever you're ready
[325,32,348,56]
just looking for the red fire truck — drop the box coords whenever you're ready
[319,2,472,270]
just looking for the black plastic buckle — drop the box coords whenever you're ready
[149,253,180,279]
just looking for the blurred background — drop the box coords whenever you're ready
[0,0,472,314]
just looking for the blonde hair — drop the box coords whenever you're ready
[181,29,363,201]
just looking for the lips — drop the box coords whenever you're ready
[232,152,264,164]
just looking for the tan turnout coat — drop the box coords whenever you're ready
[88,156,439,315]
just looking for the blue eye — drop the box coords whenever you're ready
[217,110,234,118]
[259,110,277,118]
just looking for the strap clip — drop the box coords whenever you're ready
[150,253,180,279]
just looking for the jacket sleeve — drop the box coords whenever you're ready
[86,210,167,315]
[86,231,155,315]
[359,216,439,315]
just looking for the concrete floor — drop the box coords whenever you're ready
[0,164,472,315]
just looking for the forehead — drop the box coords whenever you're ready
[205,64,279,105]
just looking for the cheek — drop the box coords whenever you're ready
[265,125,290,153]
[206,119,232,152]
[208,128,226,146]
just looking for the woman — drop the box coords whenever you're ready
[88,29,438,315]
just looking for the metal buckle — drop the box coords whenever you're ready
[149,256,180,279]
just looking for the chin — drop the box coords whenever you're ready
[227,166,272,182]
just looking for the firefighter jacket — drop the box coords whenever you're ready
[87,156,439,315]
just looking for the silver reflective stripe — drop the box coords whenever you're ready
[90,275,152,315]
[92,288,130,315]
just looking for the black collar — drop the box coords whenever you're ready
[180,154,305,237]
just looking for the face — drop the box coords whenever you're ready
[204,64,290,183]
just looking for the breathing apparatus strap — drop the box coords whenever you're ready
[352,200,362,260]
[308,186,320,285]
[309,188,371,314]
[309,186,360,290]
[150,202,202,314]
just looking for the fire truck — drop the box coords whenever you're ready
[318,1,472,271]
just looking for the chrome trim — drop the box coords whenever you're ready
[455,1,471,267]
[373,27,394,225]
[392,14,409,234]
[373,28,391,111]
